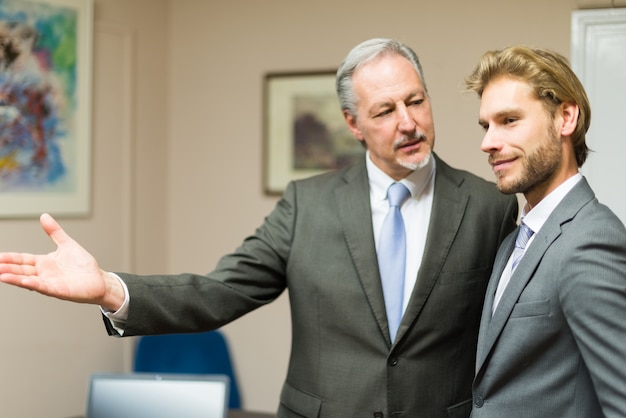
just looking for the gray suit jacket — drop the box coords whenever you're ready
[112,154,518,418]
[472,178,626,418]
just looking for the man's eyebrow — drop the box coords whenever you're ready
[481,108,520,121]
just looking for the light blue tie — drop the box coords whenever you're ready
[511,222,534,270]
[378,182,410,342]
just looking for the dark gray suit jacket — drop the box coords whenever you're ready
[112,154,518,418]
[472,178,626,418]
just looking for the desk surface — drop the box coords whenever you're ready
[228,411,274,418]
[69,410,274,418]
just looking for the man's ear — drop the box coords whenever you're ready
[343,110,365,142]
[558,102,579,137]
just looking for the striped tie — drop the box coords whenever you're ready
[511,222,534,270]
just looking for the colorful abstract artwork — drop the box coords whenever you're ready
[0,0,91,217]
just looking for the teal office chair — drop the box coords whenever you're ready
[133,330,242,409]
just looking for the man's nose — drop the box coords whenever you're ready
[397,105,416,133]
[480,127,500,153]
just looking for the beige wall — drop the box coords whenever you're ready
[0,0,620,416]
[0,1,169,417]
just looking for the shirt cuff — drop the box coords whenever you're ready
[100,272,130,336]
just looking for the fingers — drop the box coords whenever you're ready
[40,213,72,247]
[0,252,37,267]
[0,255,39,287]
[0,271,39,287]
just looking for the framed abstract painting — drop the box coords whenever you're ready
[263,70,365,195]
[0,0,93,217]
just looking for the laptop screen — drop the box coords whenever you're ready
[85,373,230,418]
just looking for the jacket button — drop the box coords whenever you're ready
[474,395,484,408]
[373,412,384,418]
[388,357,398,366]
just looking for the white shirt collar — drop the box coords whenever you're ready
[365,150,436,202]
[522,172,583,234]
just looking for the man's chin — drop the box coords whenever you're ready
[496,185,514,195]
[399,152,431,171]
[495,179,522,195]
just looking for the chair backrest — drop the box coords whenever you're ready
[133,330,241,409]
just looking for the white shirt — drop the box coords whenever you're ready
[366,151,436,314]
[492,172,583,314]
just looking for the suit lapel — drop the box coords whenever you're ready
[396,155,470,342]
[335,161,391,341]
[476,224,560,371]
[475,178,596,374]
[476,233,515,365]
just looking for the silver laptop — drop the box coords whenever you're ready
[85,372,230,418]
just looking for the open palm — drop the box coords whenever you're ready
[0,213,107,304]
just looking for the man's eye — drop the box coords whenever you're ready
[410,99,424,106]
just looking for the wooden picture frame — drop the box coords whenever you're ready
[263,70,364,195]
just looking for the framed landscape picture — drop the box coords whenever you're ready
[0,0,93,217]
[263,70,364,195]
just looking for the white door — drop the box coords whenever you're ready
[572,8,626,225]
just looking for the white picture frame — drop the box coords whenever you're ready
[0,0,93,217]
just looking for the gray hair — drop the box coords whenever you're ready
[336,38,427,117]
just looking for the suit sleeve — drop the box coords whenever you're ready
[559,211,626,417]
[113,182,298,336]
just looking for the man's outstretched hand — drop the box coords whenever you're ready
[0,213,125,311]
